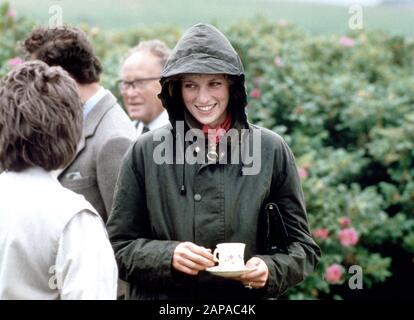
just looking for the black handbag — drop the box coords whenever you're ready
[262,202,289,254]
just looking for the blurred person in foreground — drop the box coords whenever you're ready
[0,61,117,299]
[119,39,170,136]
[23,26,136,223]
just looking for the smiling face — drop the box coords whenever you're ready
[181,74,230,128]
[120,51,164,124]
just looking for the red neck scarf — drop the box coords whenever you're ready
[202,114,232,145]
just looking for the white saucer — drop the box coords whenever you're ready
[206,266,256,278]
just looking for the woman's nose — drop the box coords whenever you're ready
[197,86,211,105]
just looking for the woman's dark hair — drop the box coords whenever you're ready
[0,61,83,172]
[23,26,102,84]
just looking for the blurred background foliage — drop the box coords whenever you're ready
[1,0,414,299]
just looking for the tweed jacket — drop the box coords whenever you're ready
[59,90,136,222]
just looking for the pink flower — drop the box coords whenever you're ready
[339,217,351,228]
[313,228,329,240]
[338,227,359,247]
[277,19,289,28]
[325,264,344,284]
[6,8,17,18]
[298,167,308,179]
[250,88,261,99]
[339,36,356,48]
[274,56,284,68]
[8,57,23,69]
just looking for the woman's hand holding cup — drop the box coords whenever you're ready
[210,242,268,289]
[172,242,215,275]
[239,257,269,289]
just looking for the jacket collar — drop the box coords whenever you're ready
[83,90,117,138]
[59,91,117,175]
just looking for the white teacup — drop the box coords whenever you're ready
[213,243,246,270]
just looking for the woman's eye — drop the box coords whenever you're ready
[210,82,222,87]
[184,83,196,89]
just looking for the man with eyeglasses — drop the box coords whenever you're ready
[119,40,171,136]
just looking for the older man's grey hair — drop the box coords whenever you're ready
[125,39,171,69]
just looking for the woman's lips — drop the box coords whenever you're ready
[195,103,216,113]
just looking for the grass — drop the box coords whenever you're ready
[6,0,414,35]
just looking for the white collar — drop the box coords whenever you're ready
[136,110,169,134]
[83,86,107,118]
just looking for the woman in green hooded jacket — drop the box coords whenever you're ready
[107,23,320,300]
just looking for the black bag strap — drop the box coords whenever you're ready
[265,202,289,254]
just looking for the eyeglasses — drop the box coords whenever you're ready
[117,77,160,92]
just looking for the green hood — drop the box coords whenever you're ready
[158,23,248,128]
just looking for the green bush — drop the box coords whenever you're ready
[0,3,33,78]
[234,18,414,299]
[1,2,414,299]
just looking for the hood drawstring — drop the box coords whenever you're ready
[181,162,186,195]
[239,134,244,176]
[179,132,187,195]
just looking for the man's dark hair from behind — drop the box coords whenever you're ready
[23,26,102,84]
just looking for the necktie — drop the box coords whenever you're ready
[142,126,150,134]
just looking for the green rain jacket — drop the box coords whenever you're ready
[107,23,320,300]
